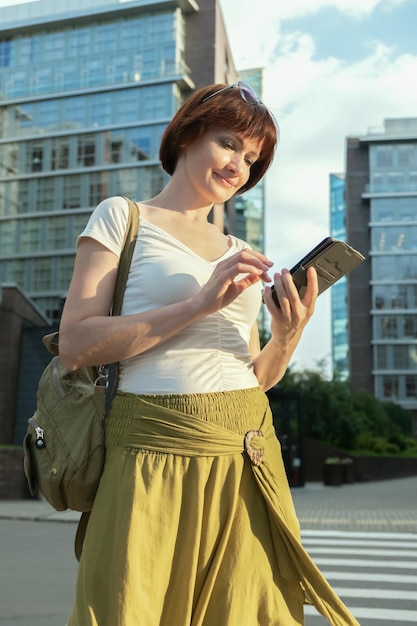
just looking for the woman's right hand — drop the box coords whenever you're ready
[59,243,272,371]
[193,248,273,314]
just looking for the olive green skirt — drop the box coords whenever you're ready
[68,388,358,626]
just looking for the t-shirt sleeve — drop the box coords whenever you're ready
[77,196,130,257]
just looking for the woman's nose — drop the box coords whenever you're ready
[227,153,244,174]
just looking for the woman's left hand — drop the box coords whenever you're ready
[253,266,318,390]
[263,266,318,342]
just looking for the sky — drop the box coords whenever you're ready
[2,0,417,374]
[220,0,417,375]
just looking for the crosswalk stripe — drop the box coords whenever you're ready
[307,547,417,557]
[303,538,417,549]
[302,530,417,540]
[304,605,417,622]
[321,570,417,584]
[300,528,417,624]
[313,557,416,569]
[330,587,413,600]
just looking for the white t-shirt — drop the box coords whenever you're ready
[79,196,263,394]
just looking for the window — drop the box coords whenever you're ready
[0,39,12,67]
[403,316,417,338]
[0,219,17,254]
[63,175,81,209]
[83,58,103,87]
[374,145,393,169]
[95,23,117,54]
[393,345,409,369]
[31,148,43,172]
[90,93,112,126]
[89,172,108,207]
[52,138,70,170]
[9,70,27,97]
[77,136,96,167]
[108,139,123,164]
[6,259,27,289]
[68,28,91,58]
[32,257,52,291]
[375,345,388,369]
[38,100,59,130]
[398,144,415,167]
[72,214,89,240]
[44,33,65,60]
[46,216,69,250]
[405,376,417,398]
[57,62,78,90]
[37,177,55,213]
[382,376,398,399]
[380,317,397,339]
[63,96,85,128]
[20,218,43,252]
[117,91,139,123]
[57,255,75,290]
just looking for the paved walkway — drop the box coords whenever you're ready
[291,475,417,533]
[1,475,416,532]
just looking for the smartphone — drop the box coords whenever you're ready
[270,237,365,306]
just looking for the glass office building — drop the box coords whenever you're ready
[329,173,349,380]
[233,68,265,253]
[345,118,417,420]
[0,0,242,322]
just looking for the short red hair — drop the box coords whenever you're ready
[159,84,278,194]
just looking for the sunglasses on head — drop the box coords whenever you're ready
[202,81,260,105]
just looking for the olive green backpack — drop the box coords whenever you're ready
[23,198,139,514]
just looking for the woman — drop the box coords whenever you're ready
[60,83,358,625]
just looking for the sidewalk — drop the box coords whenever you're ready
[291,475,417,533]
[1,475,416,532]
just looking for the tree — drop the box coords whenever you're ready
[276,367,413,452]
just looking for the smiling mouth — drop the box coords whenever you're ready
[214,172,236,188]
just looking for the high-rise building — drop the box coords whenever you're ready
[0,0,271,445]
[344,118,417,423]
[0,0,241,323]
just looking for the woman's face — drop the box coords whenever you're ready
[176,127,263,205]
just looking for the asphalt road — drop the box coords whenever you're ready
[0,519,77,626]
[1,477,416,625]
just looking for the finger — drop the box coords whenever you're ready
[301,266,319,307]
[263,273,287,312]
[219,260,273,284]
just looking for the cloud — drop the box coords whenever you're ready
[264,37,417,260]
[253,21,417,371]
[274,0,401,19]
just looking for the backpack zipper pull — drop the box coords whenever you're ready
[29,417,46,449]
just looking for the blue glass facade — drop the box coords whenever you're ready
[329,173,349,380]
[0,3,194,320]
[232,68,265,253]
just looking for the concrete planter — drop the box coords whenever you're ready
[323,461,343,486]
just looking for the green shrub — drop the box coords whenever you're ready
[370,438,388,454]
[275,367,415,455]
[388,433,407,451]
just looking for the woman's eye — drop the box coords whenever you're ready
[245,157,253,166]
[221,139,234,150]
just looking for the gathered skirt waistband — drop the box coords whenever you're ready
[106,387,272,462]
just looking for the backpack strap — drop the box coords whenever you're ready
[112,197,140,316]
[43,197,140,358]
[108,197,140,391]
[74,197,140,563]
